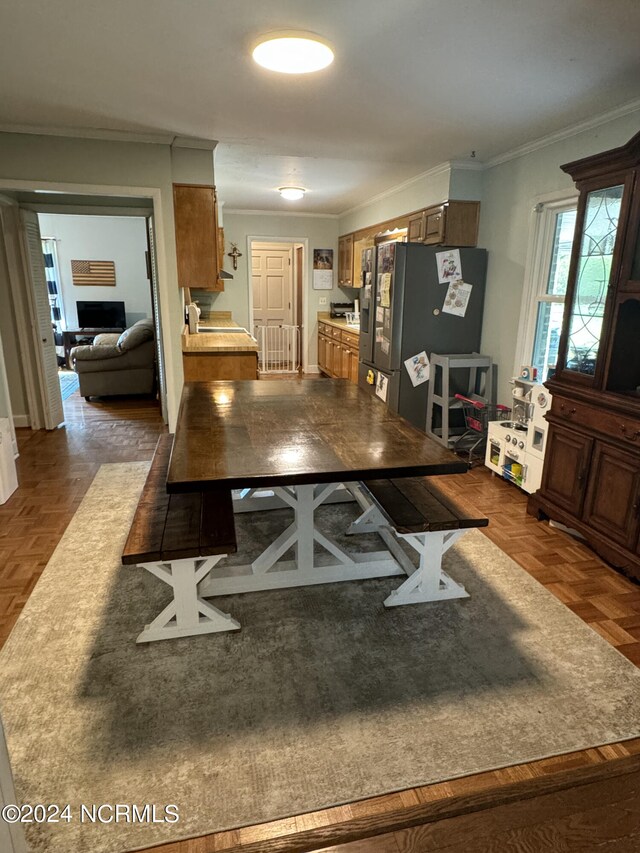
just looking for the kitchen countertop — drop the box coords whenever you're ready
[317,313,360,334]
[182,312,259,354]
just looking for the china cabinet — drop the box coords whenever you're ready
[529,130,640,579]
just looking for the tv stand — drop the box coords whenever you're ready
[62,327,124,369]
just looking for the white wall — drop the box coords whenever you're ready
[478,110,640,404]
[196,212,342,368]
[38,213,151,328]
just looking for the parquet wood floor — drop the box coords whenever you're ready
[2,395,639,853]
[0,391,165,646]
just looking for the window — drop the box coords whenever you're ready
[517,196,577,382]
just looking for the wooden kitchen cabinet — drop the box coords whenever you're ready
[318,321,359,382]
[173,183,223,291]
[407,212,425,242]
[338,234,354,285]
[423,201,480,246]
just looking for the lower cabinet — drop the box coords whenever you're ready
[531,405,640,579]
[318,322,359,383]
[583,443,640,550]
[540,426,593,516]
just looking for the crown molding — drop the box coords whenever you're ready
[448,159,485,171]
[223,208,339,219]
[484,98,640,169]
[0,122,217,148]
[337,161,453,219]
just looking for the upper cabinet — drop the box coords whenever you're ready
[338,199,480,290]
[552,130,640,401]
[416,200,480,247]
[338,234,354,285]
[173,183,224,291]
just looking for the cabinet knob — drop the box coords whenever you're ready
[621,424,627,433]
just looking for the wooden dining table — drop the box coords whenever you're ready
[166,379,467,614]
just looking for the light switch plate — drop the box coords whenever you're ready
[319,297,327,305]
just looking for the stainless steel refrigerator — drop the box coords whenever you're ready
[358,241,487,430]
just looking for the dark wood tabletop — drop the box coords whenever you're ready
[167,380,467,493]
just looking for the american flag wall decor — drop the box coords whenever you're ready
[71,259,116,286]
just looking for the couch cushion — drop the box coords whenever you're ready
[117,318,154,351]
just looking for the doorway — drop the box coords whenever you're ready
[250,240,304,374]
[0,189,169,433]
[38,212,155,413]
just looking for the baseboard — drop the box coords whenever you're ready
[305,364,320,374]
[12,414,29,428]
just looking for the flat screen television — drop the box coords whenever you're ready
[76,300,126,330]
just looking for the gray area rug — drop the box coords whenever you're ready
[1,462,640,853]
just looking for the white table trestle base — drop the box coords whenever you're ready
[136,556,240,643]
[346,482,469,607]
[198,482,404,604]
[137,479,470,642]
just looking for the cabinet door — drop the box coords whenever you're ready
[325,338,336,377]
[338,234,354,285]
[583,442,640,550]
[407,212,425,242]
[318,333,328,374]
[340,345,350,379]
[423,205,446,245]
[349,347,359,383]
[541,425,593,516]
[173,184,221,291]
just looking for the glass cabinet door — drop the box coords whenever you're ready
[565,184,623,376]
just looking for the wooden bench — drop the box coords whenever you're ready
[348,477,488,607]
[123,435,239,642]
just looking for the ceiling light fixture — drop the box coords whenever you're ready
[252,32,334,74]
[279,186,306,201]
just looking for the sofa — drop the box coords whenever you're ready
[71,318,156,400]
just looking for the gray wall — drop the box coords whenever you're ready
[478,110,640,403]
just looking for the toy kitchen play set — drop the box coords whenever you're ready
[484,367,552,494]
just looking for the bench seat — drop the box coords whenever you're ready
[351,477,488,607]
[123,435,239,642]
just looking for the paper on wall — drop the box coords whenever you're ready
[442,281,473,317]
[375,372,389,402]
[436,249,462,284]
[380,273,392,308]
[380,338,390,354]
[403,351,430,387]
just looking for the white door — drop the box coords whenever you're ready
[252,243,294,367]
[20,210,64,430]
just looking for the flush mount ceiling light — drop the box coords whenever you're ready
[252,32,334,74]
[279,186,306,201]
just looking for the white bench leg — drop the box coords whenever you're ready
[384,530,469,607]
[137,556,241,642]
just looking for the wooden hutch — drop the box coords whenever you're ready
[529,130,640,580]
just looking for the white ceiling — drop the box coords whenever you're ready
[1,0,639,214]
